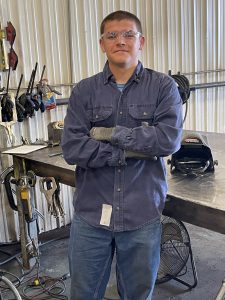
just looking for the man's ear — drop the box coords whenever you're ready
[139,35,145,51]
[99,39,106,53]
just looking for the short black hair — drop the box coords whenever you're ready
[100,10,142,34]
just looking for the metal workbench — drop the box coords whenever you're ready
[5,130,225,267]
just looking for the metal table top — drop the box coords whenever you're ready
[167,131,225,212]
[6,130,225,234]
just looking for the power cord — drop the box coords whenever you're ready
[0,234,70,299]
[20,259,69,300]
[169,71,191,124]
[0,257,69,300]
[170,73,190,105]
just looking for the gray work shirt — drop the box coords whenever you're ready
[62,61,183,232]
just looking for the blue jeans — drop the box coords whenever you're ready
[69,215,161,300]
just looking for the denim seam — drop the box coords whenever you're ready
[93,251,112,299]
[116,261,128,299]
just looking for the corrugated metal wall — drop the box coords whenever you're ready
[0,0,225,241]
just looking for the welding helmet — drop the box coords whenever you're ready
[169,132,217,176]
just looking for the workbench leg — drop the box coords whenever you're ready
[13,157,38,269]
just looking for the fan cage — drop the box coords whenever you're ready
[157,216,191,284]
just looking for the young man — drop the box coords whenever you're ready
[62,10,183,300]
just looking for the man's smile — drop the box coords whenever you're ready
[114,49,128,53]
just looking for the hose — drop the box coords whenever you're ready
[171,74,191,105]
[0,274,22,300]
[3,170,18,211]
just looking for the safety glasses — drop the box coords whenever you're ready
[101,30,142,41]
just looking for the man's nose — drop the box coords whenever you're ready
[116,34,126,44]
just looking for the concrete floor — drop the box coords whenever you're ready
[0,222,224,299]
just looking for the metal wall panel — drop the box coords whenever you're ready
[0,0,225,241]
[0,0,72,241]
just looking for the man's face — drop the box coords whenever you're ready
[100,19,145,69]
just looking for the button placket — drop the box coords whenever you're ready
[113,163,124,231]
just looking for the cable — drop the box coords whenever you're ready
[169,72,191,124]
[0,270,21,289]
[21,260,68,300]
[0,257,69,299]
[0,225,70,298]
[183,100,188,124]
[171,74,191,105]
[0,272,22,300]
[0,252,21,267]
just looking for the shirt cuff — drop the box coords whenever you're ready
[107,145,126,167]
[111,126,133,149]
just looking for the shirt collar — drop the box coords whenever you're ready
[103,61,144,85]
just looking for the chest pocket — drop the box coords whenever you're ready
[87,106,113,127]
[128,104,155,127]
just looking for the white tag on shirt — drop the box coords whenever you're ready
[100,204,112,226]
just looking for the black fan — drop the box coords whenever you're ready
[157,216,198,289]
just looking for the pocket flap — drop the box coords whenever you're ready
[129,104,155,119]
[87,106,113,122]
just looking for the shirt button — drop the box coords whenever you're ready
[116,206,120,210]
[95,115,99,119]
[119,111,123,115]
[143,112,147,116]
[118,160,121,164]
[117,188,121,192]
[118,168,121,173]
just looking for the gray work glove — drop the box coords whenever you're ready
[90,126,157,161]
[90,127,114,141]
[125,151,157,161]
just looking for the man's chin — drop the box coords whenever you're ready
[111,59,130,67]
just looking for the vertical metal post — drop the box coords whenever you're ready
[13,156,38,269]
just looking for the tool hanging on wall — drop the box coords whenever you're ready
[36,66,62,110]
[28,62,41,111]
[35,64,46,113]
[39,177,57,215]
[1,167,37,222]
[0,66,17,144]
[15,74,25,122]
[1,67,14,122]
[18,62,38,118]
[39,177,65,228]
[1,166,45,227]
[0,165,17,211]
[53,178,65,227]
[0,21,18,71]
[16,172,37,223]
